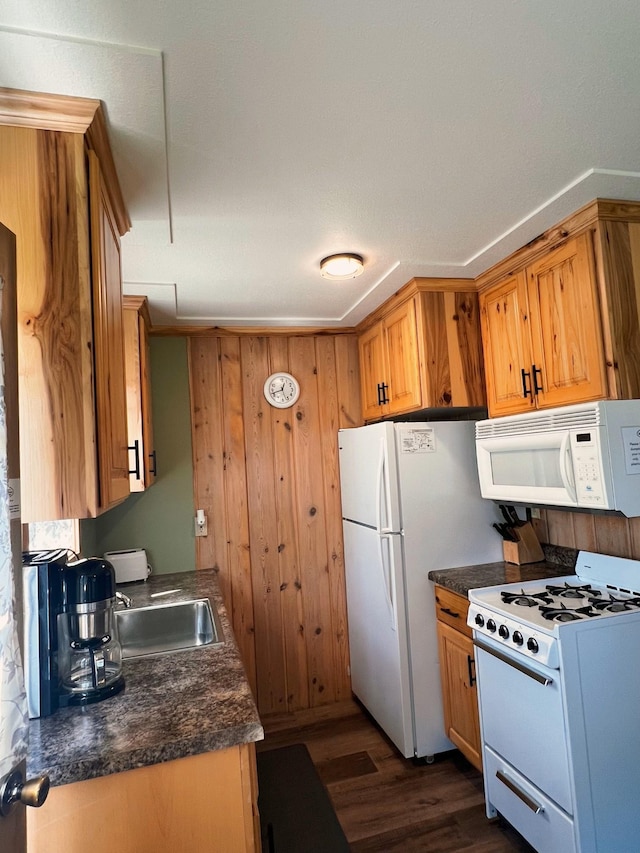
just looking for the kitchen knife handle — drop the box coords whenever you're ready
[521,368,532,398]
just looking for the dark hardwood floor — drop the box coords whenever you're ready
[259,700,536,852]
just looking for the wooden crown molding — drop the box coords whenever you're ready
[149,324,358,337]
[0,87,130,236]
[0,86,100,132]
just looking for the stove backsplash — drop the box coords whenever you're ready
[541,542,578,570]
[532,507,640,563]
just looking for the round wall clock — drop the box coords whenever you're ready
[264,372,301,408]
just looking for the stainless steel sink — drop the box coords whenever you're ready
[115,598,223,659]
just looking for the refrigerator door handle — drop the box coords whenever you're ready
[376,438,392,534]
[379,534,397,631]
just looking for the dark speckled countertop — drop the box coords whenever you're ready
[27,569,263,788]
[428,545,578,597]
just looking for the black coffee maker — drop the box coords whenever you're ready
[23,553,125,716]
[56,558,125,705]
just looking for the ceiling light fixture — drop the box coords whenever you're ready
[320,253,364,280]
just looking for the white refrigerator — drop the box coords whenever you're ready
[338,420,502,760]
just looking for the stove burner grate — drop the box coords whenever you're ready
[587,594,640,613]
[539,603,601,622]
[545,582,601,600]
[501,589,553,607]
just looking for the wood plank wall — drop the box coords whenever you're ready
[533,510,640,559]
[188,334,362,715]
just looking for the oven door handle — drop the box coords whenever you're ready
[496,770,544,814]
[473,638,553,686]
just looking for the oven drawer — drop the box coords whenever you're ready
[475,638,572,813]
[484,747,576,853]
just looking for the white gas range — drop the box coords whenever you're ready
[468,551,640,853]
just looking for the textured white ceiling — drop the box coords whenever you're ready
[1,1,640,327]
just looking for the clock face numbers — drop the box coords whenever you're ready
[264,373,300,408]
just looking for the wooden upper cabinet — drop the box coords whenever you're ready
[527,234,606,409]
[480,233,606,417]
[357,283,486,422]
[478,200,640,416]
[89,150,130,510]
[384,298,422,415]
[480,272,535,417]
[359,322,388,420]
[0,88,130,521]
[123,296,156,492]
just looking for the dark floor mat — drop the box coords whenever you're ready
[257,743,351,853]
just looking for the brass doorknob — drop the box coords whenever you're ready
[0,769,50,816]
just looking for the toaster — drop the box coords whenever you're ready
[104,549,151,584]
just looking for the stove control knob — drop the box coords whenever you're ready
[498,624,509,639]
[474,614,485,628]
[512,631,524,646]
[527,638,539,654]
[486,618,496,633]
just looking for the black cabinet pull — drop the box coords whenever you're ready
[440,606,460,618]
[521,367,532,398]
[149,450,157,476]
[467,654,476,687]
[128,440,141,479]
[532,364,543,395]
[377,382,389,406]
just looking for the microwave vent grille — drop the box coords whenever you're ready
[476,407,600,438]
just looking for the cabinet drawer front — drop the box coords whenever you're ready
[434,585,471,637]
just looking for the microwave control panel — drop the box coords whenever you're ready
[570,430,606,505]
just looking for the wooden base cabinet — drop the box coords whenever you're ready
[27,744,261,853]
[123,296,156,491]
[358,280,486,422]
[0,88,131,521]
[434,585,482,771]
[479,201,640,418]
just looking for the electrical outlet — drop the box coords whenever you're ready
[194,511,208,537]
[530,507,541,519]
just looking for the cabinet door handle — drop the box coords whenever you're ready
[128,440,141,479]
[532,364,543,395]
[520,368,532,398]
[377,382,389,406]
[440,606,460,618]
[149,450,157,476]
[467,654,476,687]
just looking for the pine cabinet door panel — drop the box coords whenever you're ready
[358,322,387,420]
[527,234,606,409]
[384,298,422,414]
[89,151,130,510]
[437,620,482,771]
[480,272,535,416]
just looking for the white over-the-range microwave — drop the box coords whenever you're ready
[475,400,640,517]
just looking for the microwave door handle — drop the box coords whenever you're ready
[559,433,577,502]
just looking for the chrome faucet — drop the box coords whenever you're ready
[115,591,133,609]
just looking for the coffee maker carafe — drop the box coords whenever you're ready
[57,558,125,705]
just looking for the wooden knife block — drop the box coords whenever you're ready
[502,522,544,565]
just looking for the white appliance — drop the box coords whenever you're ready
[338,420,503,760]
[469,551,640,853]
[475,399,640,516]
[104,549,151,584]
